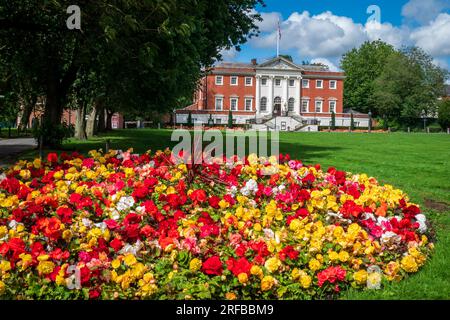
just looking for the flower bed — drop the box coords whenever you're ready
[0,150,434,299]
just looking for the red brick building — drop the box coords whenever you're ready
[176,56,369,131]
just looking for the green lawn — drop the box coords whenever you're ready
[17,129,450,299]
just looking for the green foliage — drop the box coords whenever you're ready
[438,99,450,130]
[330,111,336,130]
[228,109,233,128]
[186,111,193,127]
[350,113,354,130]
[207,114,214,127]
[32,119,74,148]
[341,40,396,114]
[342,41,448,127]
[0,0,263,145]
[372,47,447,126]
[279,54,293,62]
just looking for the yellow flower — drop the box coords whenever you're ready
[0,260,11,272]
[0,226,7,238]
[328,251,339,262]
[62,230,72,242]
[37,261,55,275]
[264,257,282,273]
[19,253,32,270]
[19,170,31,180]
[0,280,5,295]
[250,265,263,279]
[300,275,312,289]
[123,254,137,267]
[261,275,275,292]
[338,250,350,262]
[291,268,301,280]
[353,270,368,285]
[33,158,42,169]
[401,255,418,273]
[225,292,237,300]
[111,259,121,269]
[219,199,229,209]
[253,223,262,232]
[308,258,321,272]
[189,258,202,272]
[384,261,400,281]
[238,273,248,284]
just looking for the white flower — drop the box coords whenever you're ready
[82,218,92,227]
[94,222,107,231]
[119,240,144,256]
[263,228,275,240]
[116,196,135,212]
[0,173,6,183]
[415,214,427,233]
[380,231,401,244]
[240,179,258,196]
[8,220,18,230]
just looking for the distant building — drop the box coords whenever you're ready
[176,56,369,131]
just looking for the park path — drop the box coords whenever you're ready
[0,138,37,168]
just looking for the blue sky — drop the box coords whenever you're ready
[222,0,450,75]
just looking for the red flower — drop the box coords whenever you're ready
[226,257,252,276]
[278,245,299,261]
[109,238,123,252]
[56,206,73,224]
[302,173,316,184]
[47,153,58,163]
[208,196,221,209]
[200,224,220,238]
[202,256,223,276]
[317,266,347,287]
[190,189,207,204]
[89,289,101,299]
[340,200,364,218]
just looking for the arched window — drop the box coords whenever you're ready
[260,97,267,111]
[288,97,295,112]
[274,96,282,104]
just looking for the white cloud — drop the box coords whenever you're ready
[219,47,238,60]
[257,12,282,33]
[310,58,340,71]
[365,21,410,48]
[410,13,450,57]
[250,10,450,65]
[251,11,405,59]
[402,0,449,25]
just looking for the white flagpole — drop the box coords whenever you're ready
[276,19,280,57]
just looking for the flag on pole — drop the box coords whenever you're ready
[276,18,281,57]
[278,19,282,40]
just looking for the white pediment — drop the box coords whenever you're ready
[257,57,303,71]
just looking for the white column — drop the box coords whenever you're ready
[296,76,301,115]
[284,76,289,115]
[255,75,261,115]
[268,76,274,114]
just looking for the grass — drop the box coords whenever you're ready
[15,129,450,299]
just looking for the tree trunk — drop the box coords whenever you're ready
[106,110,113,131]
[74,104,87,140]
[97,105,106,133]
[86,102,98,138]
[19,95,36,132]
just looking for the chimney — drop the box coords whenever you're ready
[251,58,257,65]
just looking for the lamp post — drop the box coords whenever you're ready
[173,109,176,129]
[368,111,372,133]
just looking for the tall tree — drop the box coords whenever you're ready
[340,40,396,114]
[372,48,447,126]
[0,0,263,146]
